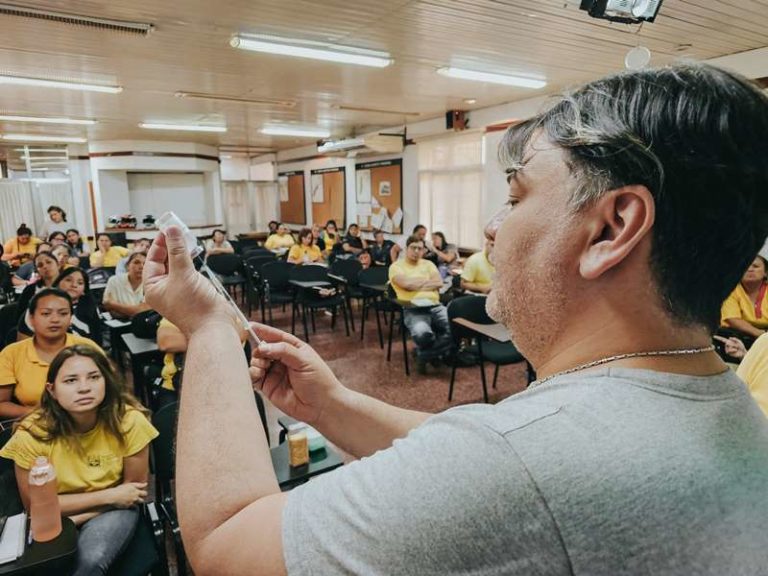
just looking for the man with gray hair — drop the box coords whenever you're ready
[144,63,768,575]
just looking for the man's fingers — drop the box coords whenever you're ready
[143,232,169,285]
[164,225,195,276]
[249,322,305,348]
[254,340,310,370]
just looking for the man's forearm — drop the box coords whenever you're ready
[178,323,279,550]
[315,387,431,458]
[461,280,491,294]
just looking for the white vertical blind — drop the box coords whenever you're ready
[0,180,74,241]
[418,132,484,249]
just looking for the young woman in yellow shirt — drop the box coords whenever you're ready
[287,228,323,264]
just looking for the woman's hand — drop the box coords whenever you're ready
[109,482,147,508]
[714,335,747,359]
[248,323,346,426]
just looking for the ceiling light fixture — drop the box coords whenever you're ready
[0,114,96,125]
[437,67,546,89]
[331,104,420,117]
[21,155,68,160]
[230,34,392,68]
[175,91,296,108]
[0,74,122,93]
[2,134,87,143]
[13,148,67,153]
[261,125,330,138]
[139,122,227,133]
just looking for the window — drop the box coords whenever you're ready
[418,132,484,250]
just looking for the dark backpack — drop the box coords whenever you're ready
[131,309,162,339]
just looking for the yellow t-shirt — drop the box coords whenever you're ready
[264,234,295,250]
[720,283,768,329]
[736,333,768,417]
[389,259,440,304]
[90,246,129,268]
[158,318,182,391]
[0,408,158,494]
[288,244,322,263]
[461,251,495,289]
[3,237,41,267]
[0,334,104,406]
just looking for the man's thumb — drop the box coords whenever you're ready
[165,225,193,269]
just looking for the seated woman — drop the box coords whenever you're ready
[339,223,367,259]
[426,232,458,277]
[47,230,68,247]
[311,223,326,253]
[53,268,103,345]
[287,228,323,264]
[720,256,768,346]
[0,345,158,575]
[0,288,103,419]
[17,251,62,315]
[264,223,295,251]
[102,253,150,320]
[358,251,372,270]
[90,234,129,269]
[66,228,91,260]
[39,205,69,240]
[205,229,235,258]
[2,224,41,269]
[52,244,79,269]
[12,242,53,288]
[321,220,340,256]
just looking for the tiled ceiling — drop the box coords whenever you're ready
[0,0,766,152]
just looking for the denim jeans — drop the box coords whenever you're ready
[73,507,139,576]
[403,305,452,361]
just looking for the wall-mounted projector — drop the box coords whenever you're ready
[318,133,404,155]
[579,0,664,24]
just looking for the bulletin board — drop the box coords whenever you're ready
[278,171,306,225]
[355,159,402,233]
[310,166,346,230]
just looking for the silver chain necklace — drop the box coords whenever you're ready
[530,345,716,387]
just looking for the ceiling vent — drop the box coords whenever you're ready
[0,3,154,35]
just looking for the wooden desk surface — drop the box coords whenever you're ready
[452,317,511,343]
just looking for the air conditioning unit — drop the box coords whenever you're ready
[318,133,404,155]
[579,0,664,24]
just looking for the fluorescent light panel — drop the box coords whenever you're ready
[231,34,392,68]
[139,122,227,133]
[14,148,66,152]
[2,134,86,143]
[21,156,67,160]
[437,67,546,89]
[0,114,96,125]
[0,75,122,93]
[261,126,330,138]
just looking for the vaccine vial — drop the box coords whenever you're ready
[287,423,309,467]
[156,211,203,259]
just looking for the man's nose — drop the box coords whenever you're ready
[484,205,509,242]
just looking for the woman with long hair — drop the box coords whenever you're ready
[53,267,103,345]
[66,228,90,259]
[102,252,150,319]
[2,223,41,268]
[39,205,69,240]
[287,228,323,264]
[17,251,61,315]
[0,345,158,575]
[89,233,129,269]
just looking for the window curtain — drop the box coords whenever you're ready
[418,133,484,250]
[252,182,279,232]
[0,181,35,241]
[222,181,252,236]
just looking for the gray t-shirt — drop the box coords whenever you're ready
[283,368,768,575]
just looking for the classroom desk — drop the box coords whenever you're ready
[0,518,77,576]
[103,317,132,362]
[270,441,344,491]
[451,317,511,343]
[288,280,332,290]
[121,333,161,405]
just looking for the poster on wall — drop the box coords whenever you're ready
[310,166,346,230]
[278,170,306,225]
[278,175,289,202]
[355,159,402,234]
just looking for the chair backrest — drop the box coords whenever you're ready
[331,259,363,286]
[358,266,388,287]
[87,267,113,285]
[151,401,178,484]
[260,261,294,291]
[246,255,277,271]
[243,247,273,259]
[289,264,329,283]
[206,253,243,276]
[0,303,21,352]
[447,295,491,341]
[0,423,23,516]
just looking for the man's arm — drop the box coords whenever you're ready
[391,274,443,292]
[460,279,491,294]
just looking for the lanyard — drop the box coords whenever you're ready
[755,283,767,319]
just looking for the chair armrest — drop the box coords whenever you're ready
[143,501,166,545]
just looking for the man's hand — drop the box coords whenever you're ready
[248,323,345,426]
[143,226,232,336]
[109,482,148,508]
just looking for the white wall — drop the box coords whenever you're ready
[127,173,209,225]
[98,171,130,222]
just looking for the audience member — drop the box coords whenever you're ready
[12,241,52,287]
[389,234,451,373]
[391,224,427,262]
[205,229,234,257]
[267,220,279,235]
[47,230,67,246]
[369,229,394,266]
[52,267,103,345]
[102,253,150,320]
[0,289,102,419]
[288,228,323,264]
[2,224,41,268]
[311,223,326,253]
[358,251,372,270]
[157,318,186,394]
[340,223,367,258]
[141,63,768,575]
[39,205,69,240]
[720,255,768,346]
[17,251,61,315]
[426,231,457,276]
[116,238,151,275]
[322,220,340,255]
[90,234,129,269]
[264,224,295,251]
[0,345,157,574]
[734,334,768,417]
[52,244,78,269]
[460,237,495,294]
[66,228,90,259]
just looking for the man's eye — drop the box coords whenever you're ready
[506,198,520,208]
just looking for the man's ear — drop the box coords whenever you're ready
[579,185,655,280]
